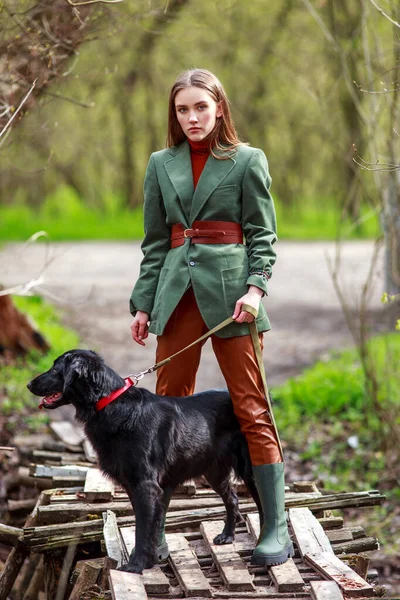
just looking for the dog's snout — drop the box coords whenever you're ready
[27,381,33,392]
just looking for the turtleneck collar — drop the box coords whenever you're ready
[188,138,210,155]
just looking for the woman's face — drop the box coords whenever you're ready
[174,86,222,142]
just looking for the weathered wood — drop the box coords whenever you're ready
[0,523,23,546]
[37,500,133,524]
[330,536,379,554]
[22,555,44,600]
[292,481,321,494]
[326,528,353,543]
[103,510,128,568]
[120,526,170,594]
[246,512,260,540]
[318,516,344,530]
[0,546,30,600]
[98,556,119,590]
[32,450,87,463]
[176,479,197,496]
[167,532,211,597]
[69,560,102,600]
[289,508,333,558]
[50,421,86,447]
[84,468,114,501]
[201,521,255,592]
[269,559,305,593]
[305,551,374,597]
[31,464,89,478]
[7,498,37,512]
[310,580,344,600]
[43,548,66,600]
[109,570,148,600]
[0,292,49,356]
[83,438,98,463]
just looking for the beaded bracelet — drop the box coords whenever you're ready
[249,268,271,280]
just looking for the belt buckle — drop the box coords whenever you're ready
[183,229,192,238]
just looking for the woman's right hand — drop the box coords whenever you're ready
[130,311,150,346]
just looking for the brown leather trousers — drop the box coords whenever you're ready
[155,287,282,465]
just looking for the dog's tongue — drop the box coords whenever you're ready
[38,392,62,410]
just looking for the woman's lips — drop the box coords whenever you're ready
[188,127,201,132]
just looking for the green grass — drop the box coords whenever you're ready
[0,185,380,241]
[272,332,400,552]
[0,296,80,431]
[273,333,400,432]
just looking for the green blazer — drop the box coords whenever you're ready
[129,141,277,338]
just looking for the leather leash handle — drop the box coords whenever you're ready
[243,303,285,462]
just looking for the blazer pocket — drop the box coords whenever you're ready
[221,265,248,314]
[151,267,169,323]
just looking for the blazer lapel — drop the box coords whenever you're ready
[189,152,236,223]
[164,142,193,223]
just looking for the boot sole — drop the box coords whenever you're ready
[158,542,170,560]
[250,542,294,567]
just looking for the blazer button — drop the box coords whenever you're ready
[189,261,196,267]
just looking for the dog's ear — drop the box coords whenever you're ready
[63,352,113,406]
[63,354,98,405]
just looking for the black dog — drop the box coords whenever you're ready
[27,349,263,573]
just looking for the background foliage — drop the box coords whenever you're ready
[0,0,396,241]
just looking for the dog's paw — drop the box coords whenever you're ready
[117,562,143,574]
[213,533,234,545]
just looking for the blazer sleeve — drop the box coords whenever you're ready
[241,148,277,296]
[129,154,171,316]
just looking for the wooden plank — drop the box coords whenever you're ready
[32,464,89,478]
[305,552,374,598]
[167,533,212,597]
[83,439,98,463]
[84,468,114,501]
[289,507,333,558]
[269,559,305,593]
[120,526,170,594]
[109,570,147,600]
[103,510,128,568]
[200,520,255,592]
[326,528,353,543]
[246,513,304,593]
[69,560,101,600]
[246,512,260,540]
[50,421,86,446]
[319,516,344,530]
[310,580,344,600]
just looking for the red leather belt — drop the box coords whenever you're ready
[171,221,243,248]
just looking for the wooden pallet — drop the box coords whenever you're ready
[0,427,386,600]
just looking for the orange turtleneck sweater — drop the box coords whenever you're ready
[188,138,210,188]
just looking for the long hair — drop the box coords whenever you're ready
[167,69,243,159]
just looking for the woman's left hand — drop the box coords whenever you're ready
[232,285,263,323]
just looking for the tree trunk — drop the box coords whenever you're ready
[0,291,49,358]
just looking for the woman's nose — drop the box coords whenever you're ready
[189,112,198,123]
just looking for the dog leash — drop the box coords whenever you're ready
[127,303,284,460]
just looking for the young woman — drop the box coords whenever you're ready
[130,69,293,567]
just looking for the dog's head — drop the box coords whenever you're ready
[27,349,124,411]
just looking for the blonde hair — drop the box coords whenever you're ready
[167,69,242,159]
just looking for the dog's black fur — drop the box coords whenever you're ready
[27,349,263,573]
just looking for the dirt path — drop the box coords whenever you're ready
[0,240,385,391]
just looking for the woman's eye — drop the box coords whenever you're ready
[177,108,187,114]
[198,105,206,111]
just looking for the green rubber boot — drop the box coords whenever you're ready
[251,463,294,566]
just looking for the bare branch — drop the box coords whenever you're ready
[0,79,37,141]
[367,0,400,28]
[66,0,124,5]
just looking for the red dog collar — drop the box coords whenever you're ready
[96,377,135,412]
